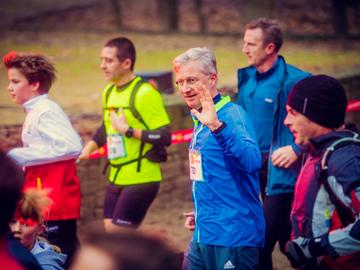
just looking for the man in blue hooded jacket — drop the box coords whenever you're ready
[173,47,265,270]
[237,18,311,269]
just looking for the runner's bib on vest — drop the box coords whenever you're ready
[107,133,126,160]
[189,149,204,181]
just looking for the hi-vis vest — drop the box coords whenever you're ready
[102,76,170,185]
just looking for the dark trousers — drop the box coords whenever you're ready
[259,155,293,270]
[45,219,79,269]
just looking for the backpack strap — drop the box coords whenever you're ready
[128,79,148,172]
[128,79,149,130]
[103,79,151,178]
[319,132,360,226]
[104,80,149,129]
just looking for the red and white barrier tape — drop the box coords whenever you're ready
[89,100,360,159]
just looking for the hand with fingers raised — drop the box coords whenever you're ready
[190,84,223,132]
[110,109,129,134]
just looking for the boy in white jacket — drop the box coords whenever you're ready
[3,51,82,267]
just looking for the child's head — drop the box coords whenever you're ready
[3,51,56,105]
[10,188,51,250]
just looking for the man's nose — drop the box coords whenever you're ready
[180,84,192,94]
[242,44,248,53]
[284,114,290,126]
[11,221,21,232]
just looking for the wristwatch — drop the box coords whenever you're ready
[125,127,134,138]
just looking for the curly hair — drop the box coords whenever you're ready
[3,51,57,94]
[16,188,52,223]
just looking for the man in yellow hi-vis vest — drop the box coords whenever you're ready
[80,37,171,232]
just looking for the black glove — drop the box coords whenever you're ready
[285,235,331,268]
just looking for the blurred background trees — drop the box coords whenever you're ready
[1,0,359,37]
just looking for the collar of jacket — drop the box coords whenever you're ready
[238,55,288,85]
[23,94,49,112]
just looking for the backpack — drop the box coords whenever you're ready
[319,131,360,226]
[103,79,169,181]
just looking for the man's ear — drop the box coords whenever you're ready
[209,73,218,87]
[123,58,132,69]
[265,43,276,55]
[30,82,41,94]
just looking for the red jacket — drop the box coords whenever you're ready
[24,159,81,220]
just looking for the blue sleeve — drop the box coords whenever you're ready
[212,106,261,174]
[291,142,306,156]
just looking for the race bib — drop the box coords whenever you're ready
[107,134,126,160]
[189,150,204,181]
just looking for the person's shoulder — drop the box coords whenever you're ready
[282,57,311,81]
[34,241,67,270]
[283,67,311,91]
[326,133,360,191]
[42,98,62,109]
[237,65,256,81]
[34,96,63,114]
[286,64,310,77]
[219,101,248,121]
[138,79,157,92]
[34,98,70,124]
[137,80,163,101]
[328,142,360,169]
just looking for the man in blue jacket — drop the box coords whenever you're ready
[173,47,265,270]
[237,18,310,269]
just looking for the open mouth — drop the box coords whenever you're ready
[185,93,197,99]
[12,234,21,241]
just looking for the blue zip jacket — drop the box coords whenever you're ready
[190,95,265,247]
[237,56,311,195]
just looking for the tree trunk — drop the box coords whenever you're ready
[331,0,348,36]
[194,0,206,33]
[109,0,122,30]
[158,0,179,32]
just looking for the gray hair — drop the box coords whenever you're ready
[173,47,217,75]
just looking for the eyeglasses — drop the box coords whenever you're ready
[175,77,200,87]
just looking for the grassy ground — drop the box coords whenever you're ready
[1,31,360,126]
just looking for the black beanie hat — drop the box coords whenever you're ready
[287,75,348,129]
